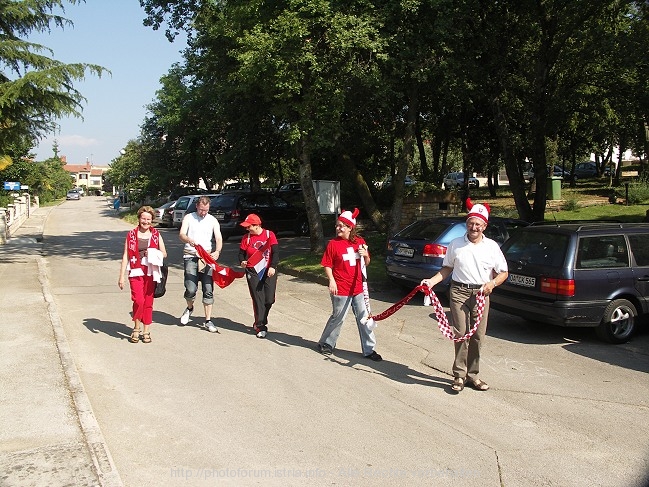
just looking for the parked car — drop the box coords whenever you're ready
[572,162,598,180]
[277,182,302,193]
[570,161,613,180]
[172,194,220,228]
[381,175,417,188]
[167,186,209,201]
[385,216,528,291]
[490,222,649,344]
[443,172,479,190]
[222,182,251,193]
[153,200,176,227]
[208,191,309,239]
[184,194,222,216]
[73,186,85,196]
[528,165,565,182]
[66,189,81,200]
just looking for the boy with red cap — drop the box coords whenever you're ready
[421,199,508,392]
[317,208,382,361]
[238,213,279,338]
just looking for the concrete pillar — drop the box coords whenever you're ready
[23,193,30,217]
[0,207,6,244]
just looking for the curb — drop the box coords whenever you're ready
[37,257,124,487]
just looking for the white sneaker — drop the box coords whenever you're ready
[180,307,193,325]
[204,320,218,333]
[256,330,267,339]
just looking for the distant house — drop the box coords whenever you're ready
[61,158,109,193]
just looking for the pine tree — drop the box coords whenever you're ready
[0,0,107,159]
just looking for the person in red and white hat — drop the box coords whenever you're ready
[316,208,382,361]
[420,198,508,392]
[238,213,279,338]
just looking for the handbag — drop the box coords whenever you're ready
[154,263,168,298]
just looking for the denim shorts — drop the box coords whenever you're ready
[183,257,214,304]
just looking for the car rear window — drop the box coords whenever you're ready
[210,194,238,209]
[395,220,451,239]
[502,231,569,268]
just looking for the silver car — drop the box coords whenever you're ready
[443,172,479,190]
[66,190,81,200]
[153,200,176,227]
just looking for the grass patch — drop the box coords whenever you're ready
[548,203,649,222]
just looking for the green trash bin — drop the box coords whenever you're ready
[547,176,562,200]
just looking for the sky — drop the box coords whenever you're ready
[30,0,187,166]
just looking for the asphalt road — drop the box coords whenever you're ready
[26,197,649,485]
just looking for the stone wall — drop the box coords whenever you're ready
[398,191,461,229]
[0,193,34,244]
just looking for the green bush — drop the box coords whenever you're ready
[562,197,580,212]
[624,183,649,205]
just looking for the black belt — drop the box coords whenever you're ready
[452,280,482,289]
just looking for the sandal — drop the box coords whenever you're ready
[468,378,489,391]
[141,332,152,343]
[451,377,465,392]
[129,329,141,343]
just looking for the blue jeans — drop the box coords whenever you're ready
[183,257,214,305]
[318,293,376,356]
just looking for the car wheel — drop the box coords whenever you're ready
[595,299,637,344]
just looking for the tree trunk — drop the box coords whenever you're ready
[415,116,428,179]
[491,96,533,221]
[388,83,419,238]
[339,152,387,233]
[296,136,325,253]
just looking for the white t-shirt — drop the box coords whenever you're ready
[182,212,220,257]
[442,234,507,285]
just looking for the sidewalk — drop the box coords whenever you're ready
[0,206,122,487]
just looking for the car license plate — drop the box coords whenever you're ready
[508,274,536,287]
[394,247,415,258]
[214,212,225,221]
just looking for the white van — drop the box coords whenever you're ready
[172,194,220,228]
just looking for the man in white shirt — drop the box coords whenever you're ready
[421,200,508,393]
[179,196,223,332]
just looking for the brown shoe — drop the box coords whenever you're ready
[467,378,489,391]
[129,329,141,343]
[451,377,465,392]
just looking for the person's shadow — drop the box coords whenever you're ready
[83,317,134,341]
[83,315,456,392]
[310,348,453,392]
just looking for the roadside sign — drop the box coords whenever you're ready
[3,182,20,190]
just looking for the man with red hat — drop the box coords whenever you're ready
[238,213,279,338]
[421,199,508,392]
[317,208,382,361]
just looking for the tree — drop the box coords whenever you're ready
[0,0,107,160]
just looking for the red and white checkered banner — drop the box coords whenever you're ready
[365,285,485,342]
[422,286,486,342]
